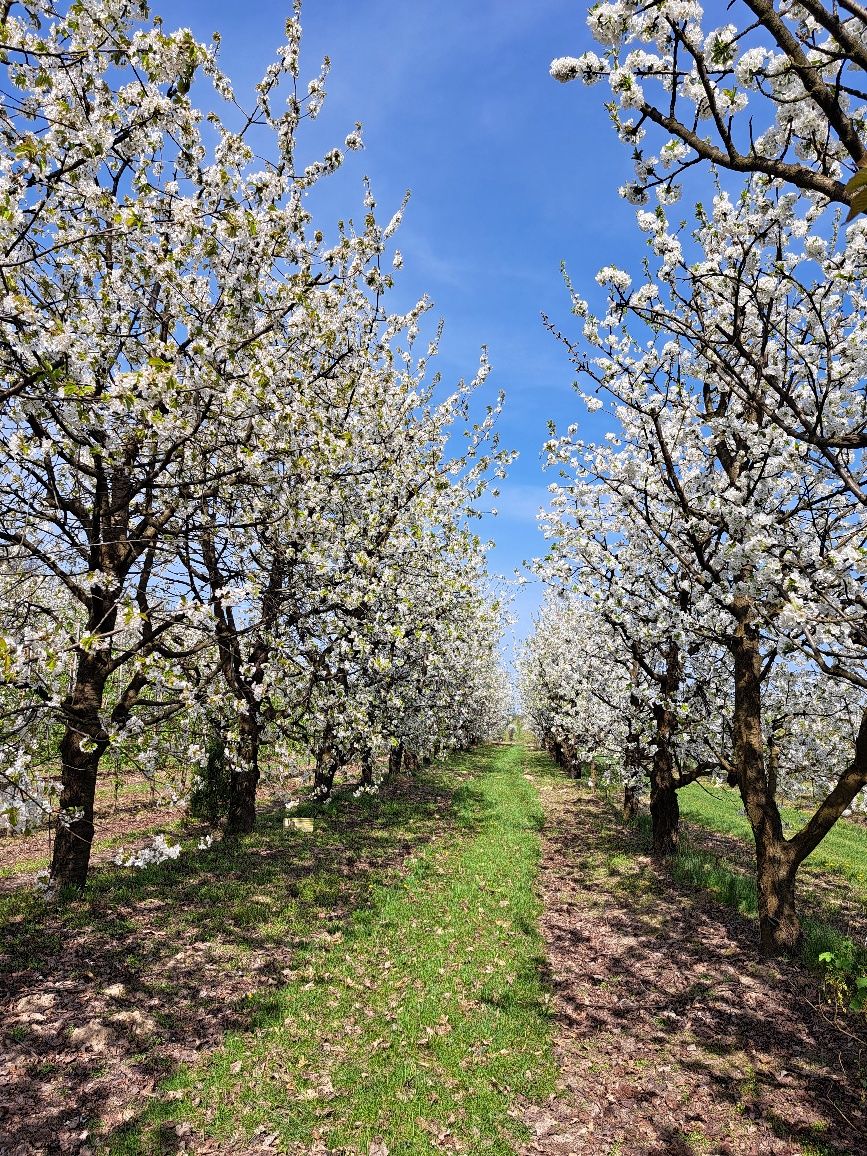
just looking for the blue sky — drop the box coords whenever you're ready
[177,0,635,644]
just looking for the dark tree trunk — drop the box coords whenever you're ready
[562,742,581,778]
[388,743,404,776]
[623,784,639,822]
[623,664,643,823]
[650,646,681,856]
[314,744,340,799]
[360,749,375,787]
[756,840,801,955]
[52,742,100,890]
[50,655,110,890]
[731,598,801,955]
[650,765,679,855]
[226,711,260,835]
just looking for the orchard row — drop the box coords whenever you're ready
[524,0,867,956]
[0,1,511,890]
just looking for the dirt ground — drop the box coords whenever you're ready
[0,769,451,1156]
[521,772,867,1156]
[3,756,867,1155]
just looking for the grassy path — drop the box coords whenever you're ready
[134,743,558,1154]
[523,756,867,1156]
[7,743,867,1155]
[1,744,554,1154]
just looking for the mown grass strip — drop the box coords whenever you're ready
[107,743,557,1155]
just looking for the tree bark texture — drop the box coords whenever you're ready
[650,646,681,856]
[225,710,260,835]
[731,599,802,955]
[50,654,110,890]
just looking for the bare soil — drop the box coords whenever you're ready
[521,771,867,1156]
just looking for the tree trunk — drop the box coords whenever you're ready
[314,744,339,799]
[650,765,679,855]
[388,743,404,776]
[731,598,800,955]
[756,839,801,955]
[226,711,260,835]
[649,645,681,856]
[50,655,109,890]
[52,741,100,890]
[623,784,639,822]
[360,749,375,788]
[650,709,678,854]
[623,666,643,823]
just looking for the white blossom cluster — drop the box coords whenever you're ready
[114,834,182,870]
[0,1,513,888]
[553,0,867,213]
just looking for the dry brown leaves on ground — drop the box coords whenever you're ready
[0,771,455,1156]
[520,774,867,1156]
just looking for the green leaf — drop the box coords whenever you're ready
[844,168,867,196]
[846,185,867,222]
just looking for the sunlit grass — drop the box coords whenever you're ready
[678,782,867,902]
[90,743,557,1154]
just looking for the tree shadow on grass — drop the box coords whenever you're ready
[537,782,867,1156]
[0,757,488,1156]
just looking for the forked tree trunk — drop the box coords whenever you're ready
[730,604,867,954]
[730,599,802,954]
[50,656,110,890]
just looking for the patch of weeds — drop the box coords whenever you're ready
[671,847,757,917]
[685,1130,712,1154]
[605,852,633,875]
[813,944,867,1014]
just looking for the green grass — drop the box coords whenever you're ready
[626,788,867,985]
[678,782,867,901]
[95,743,556,1155]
